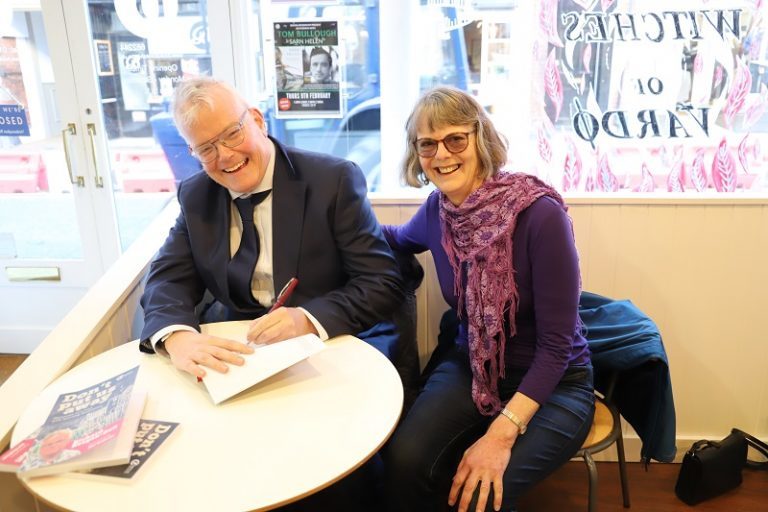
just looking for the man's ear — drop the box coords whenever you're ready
[249,107,267,134]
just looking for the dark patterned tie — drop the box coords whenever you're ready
[228,190,272,307]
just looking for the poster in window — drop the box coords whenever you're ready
[149,58,183,102]
[0,37,30,137]
[94,40,114,76]
[116,39,150,111]
[273,20,343,118]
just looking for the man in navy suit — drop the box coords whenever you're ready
[139,77,403,381]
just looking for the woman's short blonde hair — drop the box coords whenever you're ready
[171,77,248,132]
[402,87,508,187]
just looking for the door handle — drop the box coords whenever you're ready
[61,123,85,187]
[86,123,104,188]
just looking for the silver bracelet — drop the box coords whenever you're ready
[500,407,527,435]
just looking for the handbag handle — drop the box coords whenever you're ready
[732,429,768,470]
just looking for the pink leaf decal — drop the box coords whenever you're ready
[540,110,555,133]
[537,4,549,41]
[585,169,596,192]
[666,159,685,192]
[713,65,724,90]
[711,137,737,192]
[545,48,564,121]
[742,95,767,129]
[738,133,752,174]
[638,163,655,192]
[537,124,553,163]
[601,0,616,11]
[596,152,619,192]
[582,45,592,73]
[693,53,703,74]
[690,149,708,192]
[723,59,752,128]
[563,139,582,191]
[539,0,563,47]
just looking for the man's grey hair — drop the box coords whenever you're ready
[171,77,248,131]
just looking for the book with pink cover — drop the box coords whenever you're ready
[0,366,145,478]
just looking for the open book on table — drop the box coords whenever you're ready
[0,366,146,478]
[202,333,325,405]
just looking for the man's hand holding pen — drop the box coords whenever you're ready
[167,278,305,380]
[246,278,317,343]
[247,307,317,344]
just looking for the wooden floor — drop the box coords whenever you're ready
[518,460,768,512]
[0,354,27,386]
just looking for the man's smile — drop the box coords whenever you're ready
[223,158,249,173]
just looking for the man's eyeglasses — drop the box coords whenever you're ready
[414,131,474,158]
[189,110,249,163]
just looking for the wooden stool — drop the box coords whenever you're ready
[575,394,630,512]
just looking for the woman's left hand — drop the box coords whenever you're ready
[447,422,516,512]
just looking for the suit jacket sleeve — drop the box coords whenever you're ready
[300,163,404,337]
[139,189,207,346]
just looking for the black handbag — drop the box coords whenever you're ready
[675,428,768,506]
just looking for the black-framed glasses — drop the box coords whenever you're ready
[189,110,249,163]
[414,131,474,158]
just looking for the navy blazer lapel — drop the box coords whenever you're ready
[271,139,306,301]
[209,184,235,300]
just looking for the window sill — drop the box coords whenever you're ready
[369,191,768,206]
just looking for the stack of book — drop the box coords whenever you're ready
[0,333,324,480]
[0,366,177,481]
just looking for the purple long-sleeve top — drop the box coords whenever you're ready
[383,190,590,406]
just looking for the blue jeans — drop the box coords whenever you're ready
[385,348,595,512]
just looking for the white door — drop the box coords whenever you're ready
[0,0,233,351]
[0,1,112,351]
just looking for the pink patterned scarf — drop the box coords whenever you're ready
[440,172,566,415]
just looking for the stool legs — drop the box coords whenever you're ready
[582,452,598,512]
[616,431,630,508]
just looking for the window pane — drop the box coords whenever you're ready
[250,0,768,196]
[259,1,382,191]
[87,1,211,250]
[533,0,767,194]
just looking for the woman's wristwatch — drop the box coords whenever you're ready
[500,407,527,435]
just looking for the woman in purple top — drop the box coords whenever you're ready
[383,88,594,512]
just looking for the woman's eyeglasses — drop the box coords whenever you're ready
[190,110,249,163]
[414,131,474,158]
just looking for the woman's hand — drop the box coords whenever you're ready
[448,417,517,512]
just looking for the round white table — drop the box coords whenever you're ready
[13,321,404,511]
